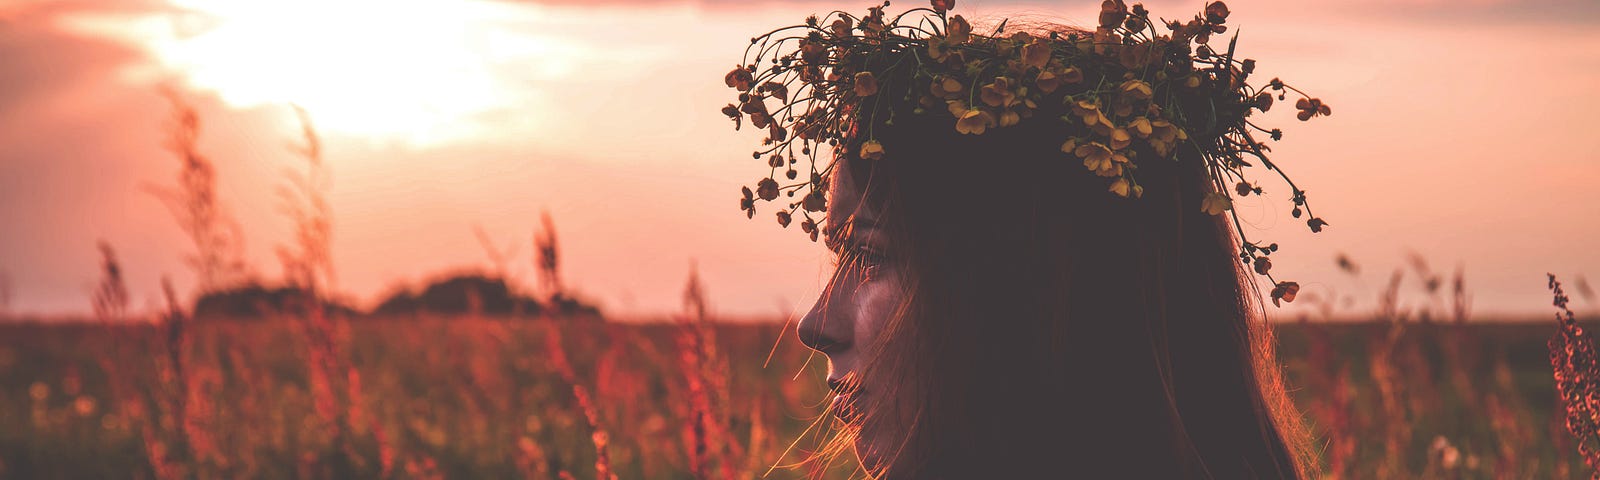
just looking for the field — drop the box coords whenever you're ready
[0,309,1593,479]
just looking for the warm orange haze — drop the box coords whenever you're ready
[3,0,1600,478]
[1,0,1596,318]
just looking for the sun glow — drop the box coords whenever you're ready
[60,0,580,145]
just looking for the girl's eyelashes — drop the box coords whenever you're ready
[851,242,890,268]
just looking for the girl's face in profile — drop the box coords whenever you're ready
[797,160,903,471]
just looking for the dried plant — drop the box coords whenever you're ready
[535,211,563,301]
[277,105,335,292]
[1549,273,1600,478]
[148,90,250,294]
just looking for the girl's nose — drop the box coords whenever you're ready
[798,286,853,354]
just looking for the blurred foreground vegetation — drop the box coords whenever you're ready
[0,314,1593,479]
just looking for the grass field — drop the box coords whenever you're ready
[0,311,1592,479]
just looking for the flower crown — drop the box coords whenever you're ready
[722,0,1331,306]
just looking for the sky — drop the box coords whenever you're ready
[0,0,1597,320]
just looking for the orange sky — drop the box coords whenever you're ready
[1,0,1597,319]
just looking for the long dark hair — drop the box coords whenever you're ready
[824,51,1313,478]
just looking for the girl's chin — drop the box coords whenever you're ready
[853,436,886,474]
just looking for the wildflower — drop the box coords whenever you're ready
[1093,27,1120,54]
[1109,177,1132,197]
[761,81,789,102]
[860,140,886,160]
[1270,281,1299,306]
[721,104,741,130]
[1296,97,1331,120]
[947,15,972,44]
[980,77,1017,107]
[956,108,996,134]
[1253,256,1271,275]
[932,76,964,98]
[830,17,853,38]
[1307,217,1328,233]
[1119,43,1155,69]
[756,178,780,201]
[1127,117,1153,137]
[1110,128,1132,150]
[803,190,827,212]
[799,40,827,65]
[1254,92,1273,111]
[931,0,955,14]
[1147,119,1187,156]
[1060,138,1078,154]
[1200,192,1232,215]
[1084,110,1114,135]
[1099,0,1129,29]
[1041,67,1081,94]
[1075,142,1123,177]
[1021,40,1051,69]
[724,67,753,90]
[1235,181,1253,196]
[947,99,970,117]
[1205,1,1231,24]
[998,109,1021,127]
[855,72,880,97]
[1120,79,1153,101]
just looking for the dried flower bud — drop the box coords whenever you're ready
[1205,2,1230,24]
[757,178,780,201]
[1253,256,1272,275]
[725,67,753,90]
[802,190,827,212]
[1099,0,1129,29]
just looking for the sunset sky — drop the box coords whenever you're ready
[1,0,1597,320]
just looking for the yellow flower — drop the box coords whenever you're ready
[830,17,853,38]
[980,77,1016,107]
[955,108,995,134]
[1108,177,1132,197]
[929,37,952,61]
[947,99,969,117]
[1075,142,1122,176]
[1060,138,1078,154]
[1110,127,1132,150]
[1200,192,1233,215]
[1035,71,1061,94]
[998,109,1020,127]
[930,75,963,99]
[860,140,886,160]
[1021,40,1051,70]
[854,72,879,97]
[1127,117,1153,137]
[1093,26,1120,55]
[1084,110,1114,135]
[1073,99,1097,112]
[1120,79,1153,101]
[1148,119,1186,156]
[947,15,972,44]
